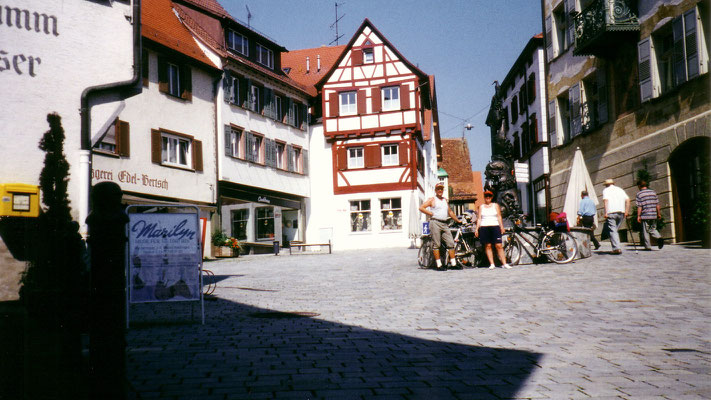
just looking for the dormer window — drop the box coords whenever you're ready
[363,48,374,64]
[256,43,274,69]
[227,30,248,56]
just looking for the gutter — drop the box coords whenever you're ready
[78,0,141,236]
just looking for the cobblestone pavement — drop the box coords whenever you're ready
[127,243,711,399]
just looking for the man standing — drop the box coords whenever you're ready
[636,179,664,250]
[577,190,600,250]
[419,182,461,269]
[602,178,630,254]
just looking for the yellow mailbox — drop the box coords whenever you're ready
[0,183,40,217]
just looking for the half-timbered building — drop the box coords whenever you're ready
[284,19,441,250]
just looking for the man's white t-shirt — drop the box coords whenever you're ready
[602,185,629,213]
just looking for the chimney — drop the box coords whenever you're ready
[306,57,310,73]
[317,55,321,72]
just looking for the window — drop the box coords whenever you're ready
[256,207,275,240]
[348,147,364,169]
[350,200,371,232]
[256,43,274,69]
[151,129,202,171]
[225,125,243,158]
[553,6,567,56]
[246,133,263,163]
[292,101,299,127]
[580,69,608,133]
[167,62,180,97]
[231,209,248,240]
[224,73,238,104]
[288,146,302,173]
[339,91,357,115]
[655,25,675,94]
[381,144,399,166]
[275,95,282,121]
[276,142,285,169]
[527,73,536,104]
[158,57,191,100]
[380,198,402,230]
[382,86,400,111]
[250,85,261,112]
[95,119,130,157]
[557,93,571,144]
[227,30,248,55]
[363,48,374,64]
[510,95,518,123]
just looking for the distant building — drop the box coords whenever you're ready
[490,34,549,224]
[284,19,442,250]
[542,0,710,243]
[440,138,481,215]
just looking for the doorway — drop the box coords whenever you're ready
[669,136,710,243]
[282,209,299,246]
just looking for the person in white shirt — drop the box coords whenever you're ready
[419,182,461,269]
[602,178,630,254]
[475,190,512,269]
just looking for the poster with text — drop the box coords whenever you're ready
[128,213,201,303]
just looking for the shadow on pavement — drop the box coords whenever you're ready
[127,298,543,399]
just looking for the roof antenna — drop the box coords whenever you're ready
[246,4,252,28]
[329,2,345,45]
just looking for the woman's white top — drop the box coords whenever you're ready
[431,197,450,220]
[479,204,499,226]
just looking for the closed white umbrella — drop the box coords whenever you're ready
[408,191,421,238]
[563,147,599,227]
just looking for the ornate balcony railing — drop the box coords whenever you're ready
[573,0,639,57]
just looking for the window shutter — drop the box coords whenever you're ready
[299,103,307,129]
[371,87,381,113]
[638,38,657,102]
[530,114,538,146]
[528,73,536,104]
[597,67,608,124]
[569,83,581,138]
[400,83,410,110]
[224,125,233,157]
[286,144,294,171]
[672,15,687,86]
[511,96,518,122]
[142,49,149,87]
[364,145,380,168]
[117,120,130,157]
[181,65,192,101]
[265,139,275,167]
[151,129,162,164]
[245,78,253,109]
[337,147,347,170]
[684,8,699,79]
[357,89,366,115]
[328,92,339,118]
[519,89,526,113]
[287,98,295,126]
[548,100,557,147]
[398,142,408,166]
[545,15,554,61]
[223,71,233,103]
[302,149,309,175]
[193,139,203,172]
[158,56,167,93]
[565,0,576,49]
[351,49,363,66]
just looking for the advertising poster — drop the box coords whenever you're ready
[128,213,201,303]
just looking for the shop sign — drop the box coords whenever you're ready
[93,168,169,190]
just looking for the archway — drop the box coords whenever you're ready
[668,136,710,245]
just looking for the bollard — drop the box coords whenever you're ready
[86,182,128,400]
[273,240,279,255]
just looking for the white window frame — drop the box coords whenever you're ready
[250,85,260,112]
[348,147,364,169]
[363,48,374,64]
[380,198,402,231]
[256,43,274,69]
[228,128,242,158]
[290,146,302,173]
[227,30,248,55]
[161,133,192,168]
[339,91,357,115]
[275,142,285,169]
[167,62,181,97]
[381,144,399,166]
[382,86,400,111]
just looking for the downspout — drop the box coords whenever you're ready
[541,0,553,221]
[79,0,141,236]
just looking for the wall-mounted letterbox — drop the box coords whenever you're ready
[0,183,40,217]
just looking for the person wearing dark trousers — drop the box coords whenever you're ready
[577,190,600,250]
[636,179,664,250]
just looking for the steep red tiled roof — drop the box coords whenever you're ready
[178,0,232,19]
[441,138,478,201]
[142,0,218,69]
[281,45,346,97]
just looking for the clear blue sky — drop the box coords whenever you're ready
[221,0,543,174]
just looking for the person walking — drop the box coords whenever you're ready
[475,190,512,269]
[419,182,461,269]
[636,179,664,250]
[602,178,630,254]
[577,190,600,250]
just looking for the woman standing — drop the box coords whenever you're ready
[475,190,512,269]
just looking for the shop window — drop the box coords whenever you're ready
[380,198,402,230]
[231,209,248,240]
[350,200,371,232]
[256,207,275,240]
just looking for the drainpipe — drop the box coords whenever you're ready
[79,0,141,236]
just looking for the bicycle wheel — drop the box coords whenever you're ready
[417,236,434,268]
[542,231,578,264]
[454,240,476,268]
[503,233,522,265]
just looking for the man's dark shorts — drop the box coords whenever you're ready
[479,226,502,245]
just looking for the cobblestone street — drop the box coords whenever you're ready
[127,243,711,399]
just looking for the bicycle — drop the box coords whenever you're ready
[417,217,481,269]
[503,214,578,265]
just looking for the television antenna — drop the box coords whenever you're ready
[245,5,252,28]
[329,2,345,45]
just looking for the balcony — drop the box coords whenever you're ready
[573,0,639,57]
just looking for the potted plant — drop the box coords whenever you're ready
[211,230,231,257]
[226,237,241,257]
